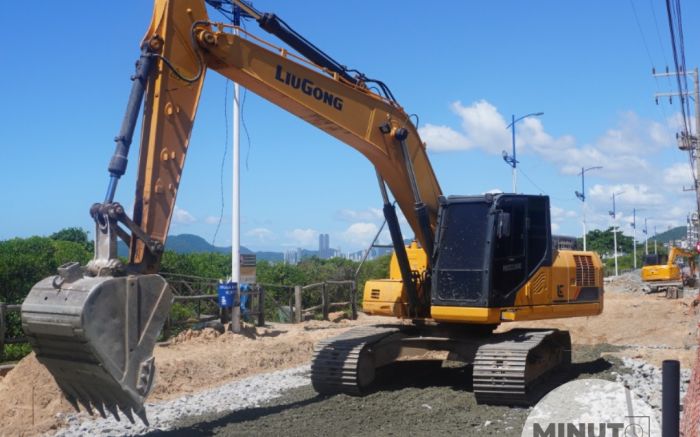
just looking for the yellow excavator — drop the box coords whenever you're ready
[641,246,697,296]
[21,0,604,422]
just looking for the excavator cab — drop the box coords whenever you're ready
[431,193,552,309]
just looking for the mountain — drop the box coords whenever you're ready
[652,226,686,244]
[117,234,284,262]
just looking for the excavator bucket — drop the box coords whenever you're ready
[21,268,172,422]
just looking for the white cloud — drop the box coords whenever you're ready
[418,124,472,151]
[173,207,196,225]
[419,99,681,185]
[285,228,318,248]
[246,227,275,242]
[334,208,383,222]
[588,184,664,207]
[204,215,223,225]
[551,206,578,221]
[420,100,509,153]
[663,162,694,186]
[341,222,379,248]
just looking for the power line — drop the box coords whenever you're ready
[517,166,547,195]
[665,0,692,136]
[629,0,655,67]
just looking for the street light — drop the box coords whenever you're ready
[503,112,544,193]
[629,208,643,270]
[609,191,625,277]
[574,166,603,251]
[642,217,649,255]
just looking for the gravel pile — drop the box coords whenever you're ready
[605,271,645,293]
[51,365,311,436]
[614,357,691,423]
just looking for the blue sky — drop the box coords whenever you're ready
[1,1,699,253]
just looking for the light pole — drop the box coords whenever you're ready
[503,112,544,193]
[609,191,625,276]
[575,166,603,251]
[643,218,649,255]
[630,208,642,270]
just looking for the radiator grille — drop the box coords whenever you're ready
[370,289,381,300]
[574,255,596,287]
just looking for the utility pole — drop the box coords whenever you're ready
[654,67,700,244]
[503,112,543,193]
[575,166,602,251]
[654,225,658,255]
[631,208,638,270]
[609,191,625,277]
[228,5,253,333]
[643,218,649,255]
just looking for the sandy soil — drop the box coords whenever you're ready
[497,284,699,367]
[0,281,697,437]
[0,315,386,437]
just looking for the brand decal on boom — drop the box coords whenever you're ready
[275,65,344,111]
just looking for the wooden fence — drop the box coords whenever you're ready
[0,277,359,358]
[298,280,357,322]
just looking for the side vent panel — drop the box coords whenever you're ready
[530,270,547,296]
[574,255,596,287]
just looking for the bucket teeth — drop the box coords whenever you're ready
[122,407,136,424]
[78,397,94,416]
[136,408,150,426]
[94,403,107,419]
[106,404,120,421]
[65,395,80,412]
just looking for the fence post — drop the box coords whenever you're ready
[351,281,358,320]
[294,285,302,323]
[322,282,329,321]
[257,285,265,327]
[0,303,6,361]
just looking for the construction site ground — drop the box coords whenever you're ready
[0,274,698,436]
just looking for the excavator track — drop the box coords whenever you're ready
[472,329,571,405]
[311,325,400,395]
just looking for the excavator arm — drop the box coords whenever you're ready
[22,0,441,421]
[130,0,441,273]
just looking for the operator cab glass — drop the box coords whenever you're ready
[432,194,552,308]
[643,254,667,266]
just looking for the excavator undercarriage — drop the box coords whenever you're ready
[311,324,571,405]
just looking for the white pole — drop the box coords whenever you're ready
[231,27,241,333]
[512,167,516,193]
[613,224,619,276]
[582,200,587,251]
[633,225,637,270]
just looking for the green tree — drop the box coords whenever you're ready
[0,235,91,347]
[584,227,633,256]
[50,227,92,252]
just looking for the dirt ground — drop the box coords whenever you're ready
[0,280,697,437]
[498,287,699,368]
[0,315,388,437]
[154,344,623,437]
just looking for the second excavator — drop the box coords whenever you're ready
[21,0,604,421]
